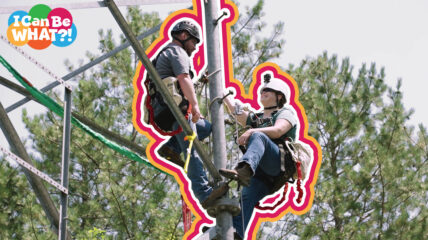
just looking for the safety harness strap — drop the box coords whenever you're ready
[180,131,197,233]
[183,131,197,173]
[145,46,191,136]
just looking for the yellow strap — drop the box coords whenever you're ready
[183,132,197,173]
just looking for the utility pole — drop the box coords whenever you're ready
[205,1,237,239]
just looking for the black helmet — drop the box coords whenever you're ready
[171,20,201,43]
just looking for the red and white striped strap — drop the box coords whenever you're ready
[0,145,68,194]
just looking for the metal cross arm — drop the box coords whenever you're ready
[104,0,221,182]
[0,0,191,13]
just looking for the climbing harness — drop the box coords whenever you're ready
[225,104,307,216]
[255,140,312,210]
[143,46,191,136]
[254,169,303,211]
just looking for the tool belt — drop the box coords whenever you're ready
[143,45,192,136]
[271,138,297,193]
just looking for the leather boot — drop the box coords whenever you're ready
[219,163,253,187]
[201,182,229,209]
[158,145,184,167]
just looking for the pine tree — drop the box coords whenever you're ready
[263,52,428,239]
[1,8,183,239]
[0,1,286,237]
[231,0,285,86]
[0,160,53,239]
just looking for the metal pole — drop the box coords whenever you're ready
[0,102,71,239]
[58,88,72,240]
[205,0,234,239]
[103,0,221,182]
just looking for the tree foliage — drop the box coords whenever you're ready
[1,2,426,240]
[262,53,428,239]
[0,159,52,239]
[2,8,183,239]
[231,0,285,86]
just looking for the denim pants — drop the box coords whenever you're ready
[165,117,213,202]
[164,118,212,151]
[233,132,282,238]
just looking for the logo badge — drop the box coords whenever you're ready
[7,4,77,50]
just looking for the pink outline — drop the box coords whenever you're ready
[132,1,321,239]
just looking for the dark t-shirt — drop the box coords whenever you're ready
[246,105,298,140]
[156,43,190,79]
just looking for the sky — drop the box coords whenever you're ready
[0,0,427,150]
[266,0,428,128]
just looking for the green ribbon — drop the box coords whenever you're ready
[0,55,167,175]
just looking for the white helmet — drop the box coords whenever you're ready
[261,74,289,101]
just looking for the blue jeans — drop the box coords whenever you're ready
[233,132,281,238]
[164,118,212,152]
[166,117,213,202]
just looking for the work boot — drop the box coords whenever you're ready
[158,145,184,168]
[201,182,229,209]
[219,163,253,187]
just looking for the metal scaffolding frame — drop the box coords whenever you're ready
[0,0,238,239]
[5,20,163,113]
[0,92,73,240]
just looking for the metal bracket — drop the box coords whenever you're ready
[213,11,228,25]
[208,90,233,111]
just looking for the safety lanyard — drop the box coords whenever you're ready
[183,131,197,173]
